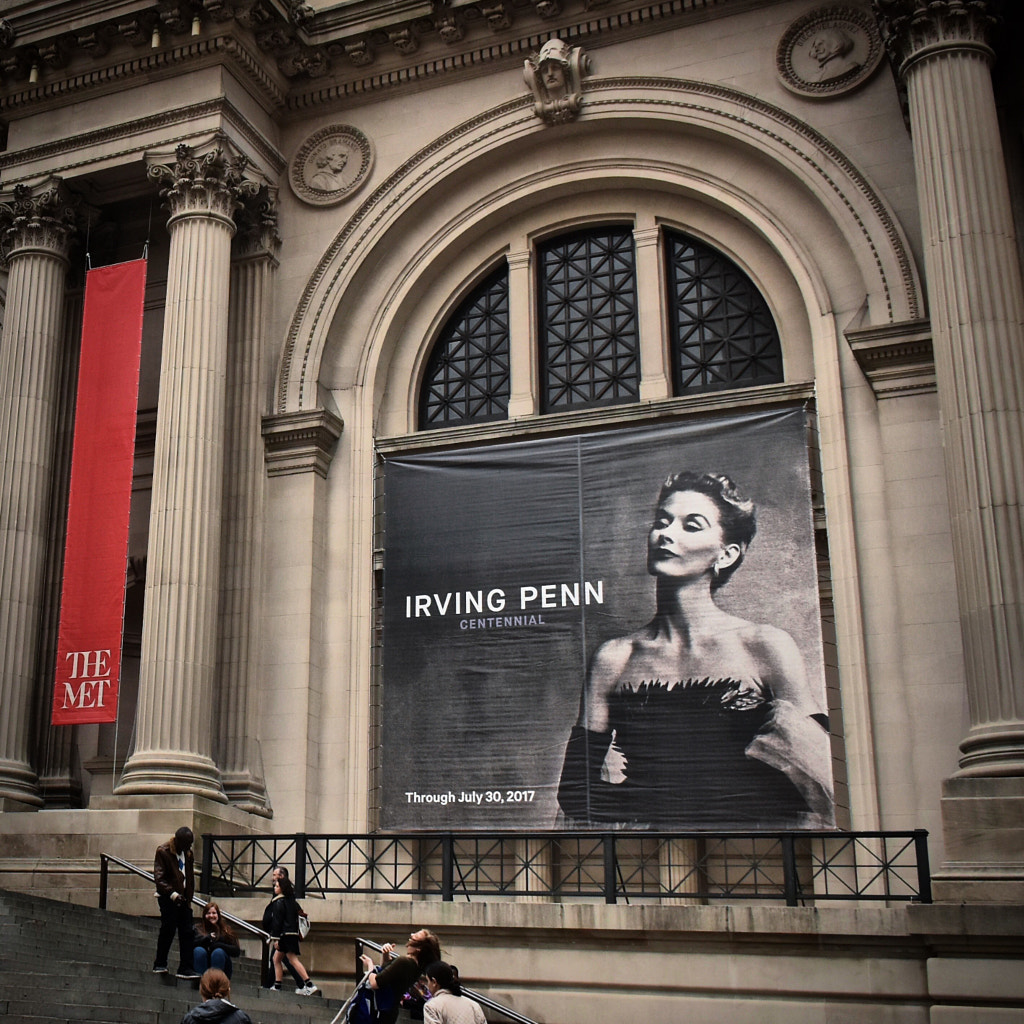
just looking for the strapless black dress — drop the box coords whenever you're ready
[558,679,809,828]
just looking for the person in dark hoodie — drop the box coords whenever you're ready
[180,969,252,1024]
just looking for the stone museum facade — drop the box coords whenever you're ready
[1,0,1023,1020]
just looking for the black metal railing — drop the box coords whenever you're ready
[99,852,276,985]
[201,830,931,906]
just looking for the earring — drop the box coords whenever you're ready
[712,563,720,577]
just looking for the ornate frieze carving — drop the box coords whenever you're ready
[524,37,590,125]
[0,178,78,263]
[480,2,513,31]
[147,139,261,225]
[290,124,374,207]
[0,19,15,50]
[777,5,883,98]
[389,27,419,55]
[873,0,1001,73]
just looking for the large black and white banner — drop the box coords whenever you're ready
[381,406,834,831]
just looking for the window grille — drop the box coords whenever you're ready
[665,230,783,394]
[419,266,510,429]
[539,227,640,413]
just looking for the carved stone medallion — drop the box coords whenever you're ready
[777,5,883,98]
[290,125,374,206]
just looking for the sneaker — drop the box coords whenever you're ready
[271,983,282,991]
[152,965,168,974]
[298,981,319,996]
[176,969,201,980]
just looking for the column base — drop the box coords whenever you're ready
[221,770,273,818]
[931,776,1024,903]
[115,751,227,804]
[0,758,43,808]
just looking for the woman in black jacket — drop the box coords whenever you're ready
[260,877,318,995]
[193,903,240,979]
[180,968,251,1024]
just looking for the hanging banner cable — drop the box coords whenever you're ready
[52,258,148,726]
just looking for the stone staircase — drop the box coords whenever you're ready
[0,887,345,1024]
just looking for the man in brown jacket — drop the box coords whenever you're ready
[152,825,199,979]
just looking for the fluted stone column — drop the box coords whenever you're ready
[0,180,77,808]
[214,192,279,816]
[117,142,258,801]
[34,285,86,807]
[875,0,1024,894]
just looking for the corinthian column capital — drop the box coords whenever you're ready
[233,184,282,265]
[874,0,1002,74]
[0,178,78,263]
[147,137,262,229]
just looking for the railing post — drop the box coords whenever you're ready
[442,833,454,901]
[200,833,213,895]
[603,834,617,904]
[294,833,307,898]
[99,854,108,909]
[781,834,799,906]
[913,830,932,904]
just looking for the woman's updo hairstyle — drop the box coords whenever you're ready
[659,471,756,589]
[425,960,462,996]
[199,968,231,1001]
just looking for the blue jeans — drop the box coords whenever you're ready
[193,946,233,979]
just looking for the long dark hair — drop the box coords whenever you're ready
[425,961,461,996]
[276,876,295,899]
[409,929,441,967]
[197,902,237,943]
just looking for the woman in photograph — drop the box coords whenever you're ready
[557,470,833,828]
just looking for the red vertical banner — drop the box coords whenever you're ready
[52,259,147,725]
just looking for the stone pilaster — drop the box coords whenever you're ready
[214,190,280,816]
[34,284,86,808]
[116,141,259,802]
[874,0,1024,898]
[0,179,77,808]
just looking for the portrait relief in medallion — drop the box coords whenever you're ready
[776,5,883,98]
[290,125,374,206]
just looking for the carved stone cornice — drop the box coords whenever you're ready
[0,0,738,106]
[846,317,935,398]
[147,138,262,228]
[873,0,1002,77]
[261,408,344,477]
[0,178,78,264]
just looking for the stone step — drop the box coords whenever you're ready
[0,887,340,1024]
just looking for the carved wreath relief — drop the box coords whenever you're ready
[777,5,883,98]
[524,38,591,125]
[290,125,374,206]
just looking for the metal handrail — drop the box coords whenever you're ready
[355,937,540,1024]
[99,852,275,985]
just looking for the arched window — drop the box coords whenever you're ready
[419,266,510,430]
[538,226,640,413]
[417,225,783,428]
[665,229,783,394]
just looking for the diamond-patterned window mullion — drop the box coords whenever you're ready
[539,227,640,413]
[418,265,511,430]
[665,230,783,395]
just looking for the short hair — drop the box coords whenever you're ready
[657,471,756,589]
[410,929,441,967]
[174,827,194,852]
[200,968,231,1001]
[425,961,461,996]
[272,865,289,880]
